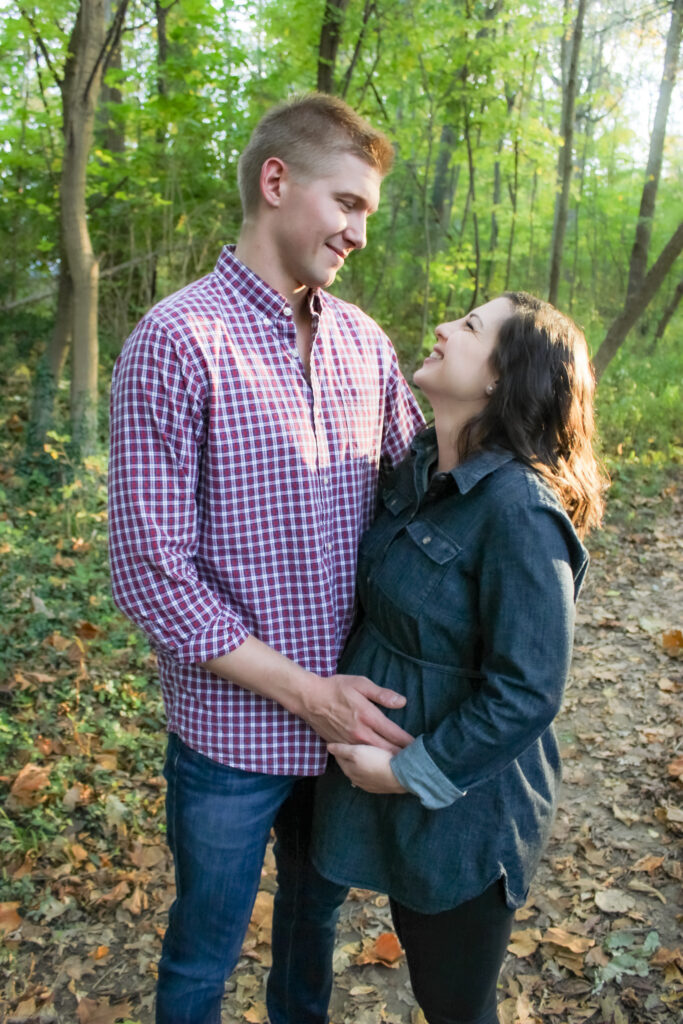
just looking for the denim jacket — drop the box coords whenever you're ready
[312,429,588,913]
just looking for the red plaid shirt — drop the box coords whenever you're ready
[108,246,424,775]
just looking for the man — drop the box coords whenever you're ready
[108,93,424,1024]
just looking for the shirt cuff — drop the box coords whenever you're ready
[391,735,466,809]
[173,617,250,665]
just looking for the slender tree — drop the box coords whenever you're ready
[647,276,682,352]
[317,0,349,93]
[548,0,588,306]
[626,0,682,300]
[593,220,683,378]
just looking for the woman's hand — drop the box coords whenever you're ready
[328,743,409,794]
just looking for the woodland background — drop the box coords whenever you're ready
[0,1,681,1022]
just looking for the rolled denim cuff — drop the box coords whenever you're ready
[391,736,466,809]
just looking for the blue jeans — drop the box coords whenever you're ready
[156,734,348,1024]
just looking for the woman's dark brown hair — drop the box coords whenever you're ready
[458,292,606,536]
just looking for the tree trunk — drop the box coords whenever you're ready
[592,221,683,379]
[317,0,349,93]
[60,2,107,455]
[431,124,458,235]
[548,0,588,306]
[340,0,375,99]
[58,0,129,456]
[464,112,480,309]
[626,0,682,301]
[25,256,73,457]
[647,276,682,353]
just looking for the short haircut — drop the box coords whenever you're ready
[237,92,394,217]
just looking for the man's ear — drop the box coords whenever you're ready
[260,157,288,208]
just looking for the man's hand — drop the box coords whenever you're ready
[202,636,412,752]
[301,674,412,753]
[327,743,408,793]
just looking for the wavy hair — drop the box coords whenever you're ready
[458,292,607,536]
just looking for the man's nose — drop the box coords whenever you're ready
[343,211,368,250]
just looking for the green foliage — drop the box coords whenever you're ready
[592,930,660,993]
[594,331,682,505]
[0,385,165,902]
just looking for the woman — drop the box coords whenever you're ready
[312,293,606,1024]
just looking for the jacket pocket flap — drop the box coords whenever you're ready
[382,487,412,516]
[405,520,460,564]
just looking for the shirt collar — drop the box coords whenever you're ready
[412,427,515,496]
[214,245,323,320]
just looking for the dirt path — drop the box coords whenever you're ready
[2,482,681,1024]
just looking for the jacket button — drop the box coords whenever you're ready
[422,536,432,544]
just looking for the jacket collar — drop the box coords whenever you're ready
[411,427,515,496]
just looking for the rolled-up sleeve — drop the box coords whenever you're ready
[108,317,249,663]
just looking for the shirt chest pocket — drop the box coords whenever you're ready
[372,518,462,617]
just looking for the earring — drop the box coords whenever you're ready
[485,383,496,395]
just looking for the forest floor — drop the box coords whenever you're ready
[1,475,681,1024]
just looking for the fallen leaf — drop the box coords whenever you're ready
[76,996,132,1024]
[627,878,667,902]
[356,931,404,967]
[63,782,93,811]
[95,752,119,771]
[542,926,594,953]
[243,1002,267,1024]
[655,805,683,828]
[0,901,22,936]
[122,884,148,915]
[661,628,682,655]
[594,889,636,914]
[248,890,274,945]
[612,802,639,826]
[95,881,130,906]
[128,841,167,869]
[89,945,110,960]
[631,854,664,873]
[7,763,51,808]
[508,928,542,958]
[667,756,683,779]
[650,946,683,968]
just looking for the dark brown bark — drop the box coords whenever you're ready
[317,0,350,93]
[431,124,458,232]
[548,0,588,306]
[626,0,682,301]
[593,221,683,379]
[648,277,683,352]
[59,0,129,455]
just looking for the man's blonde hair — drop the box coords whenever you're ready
[238,93,394,217]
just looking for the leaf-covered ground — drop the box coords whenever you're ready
[1,477,681,1024]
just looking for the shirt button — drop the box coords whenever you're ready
[422,536,432,544]
[262,317,271,327]
[283,305,292,317]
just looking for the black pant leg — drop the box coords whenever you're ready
[389,879,514,1024]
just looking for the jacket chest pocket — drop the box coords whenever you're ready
[372,518,461,617]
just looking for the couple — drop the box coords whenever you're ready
[108,94,605,1024]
